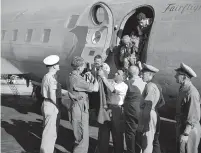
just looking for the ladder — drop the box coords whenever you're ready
[1,74,20,97]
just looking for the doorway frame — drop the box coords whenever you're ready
[116,5,155,45]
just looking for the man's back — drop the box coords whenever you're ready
[124,78,145,119]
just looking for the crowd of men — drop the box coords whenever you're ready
[38,12,201,153]
[119,12,152,70]
[39,53,200,153]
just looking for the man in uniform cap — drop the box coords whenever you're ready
[68,56,99,153]
[175,63,201,153]
[40,55,62,153]
[138,63,165,153]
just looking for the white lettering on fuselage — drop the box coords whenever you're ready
[163,3,201,14]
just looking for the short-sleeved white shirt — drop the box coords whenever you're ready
[107,81,128,106]
[41,72,61,100]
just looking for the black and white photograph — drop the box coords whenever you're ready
[1,0,201,153]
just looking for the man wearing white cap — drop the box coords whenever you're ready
[40,55,61,153]
[138,63,165,153]
[175,63,201,153]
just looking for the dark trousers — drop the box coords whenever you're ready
[96,105,124,153]
[153,112,161,153]
[125,113,138,153]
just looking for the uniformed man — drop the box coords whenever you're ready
[124,65,146,153]
[96,69,128,153]
[40,55,62,153]
[175,63,201,153]
[138,64,164,153]
[68,56,99,153]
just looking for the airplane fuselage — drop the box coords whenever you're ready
[2,0,201,119]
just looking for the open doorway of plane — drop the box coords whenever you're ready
[116,6,154,68]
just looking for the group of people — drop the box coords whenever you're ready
[39,52,201,153]
[119,12,153,70]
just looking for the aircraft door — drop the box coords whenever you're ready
[77,3,113,63]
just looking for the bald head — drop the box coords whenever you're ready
[128,66,140,77]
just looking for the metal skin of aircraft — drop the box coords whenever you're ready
[1,0,201,120]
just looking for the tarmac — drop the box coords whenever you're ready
[1,79,177,153]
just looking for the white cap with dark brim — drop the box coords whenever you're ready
[175,63,197,78]
[43,55,60,66]
[142,63,159,73]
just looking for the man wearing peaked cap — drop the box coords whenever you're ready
[174,63,201,153]
[138,63,165,153]
[43,55,60,66]
[142,63,159,73]
[175,62,197,78]
[40,55,62,153]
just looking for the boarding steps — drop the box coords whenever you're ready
[1,74,20,97]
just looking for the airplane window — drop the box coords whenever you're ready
[25,29,33,42]
[92,5,106,25]
[1,30,6,40]
[42,29,51,43]
[12,29,18,41]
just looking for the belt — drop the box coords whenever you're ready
[108,104,123,108]
[44,98,61,108]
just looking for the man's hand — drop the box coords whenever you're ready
[180,135,189,144]
[84,72,95,83]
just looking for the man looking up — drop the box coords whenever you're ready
[175,63,201,153]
